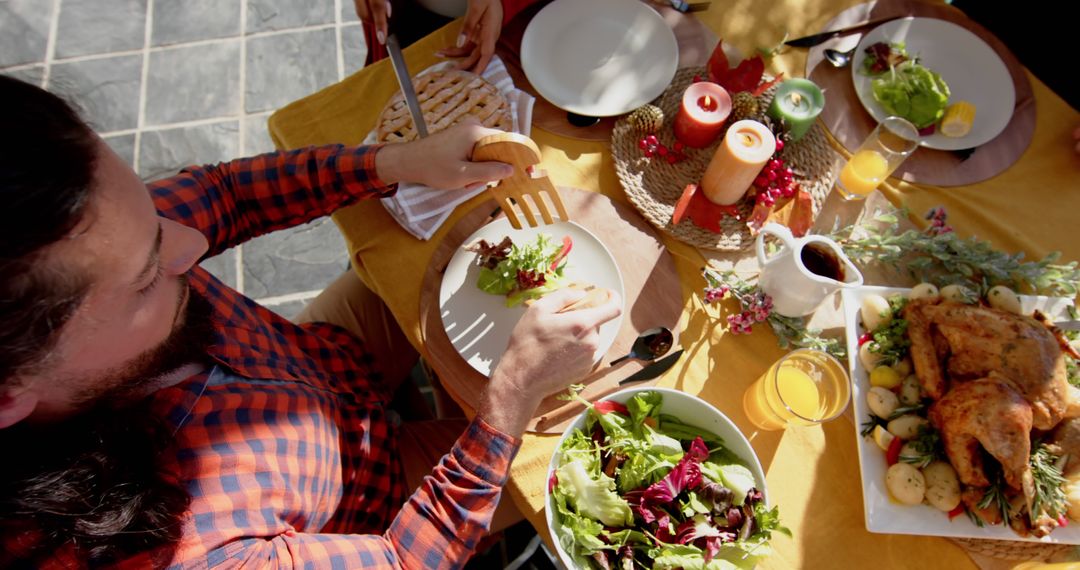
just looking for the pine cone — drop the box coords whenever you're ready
[730,91,760,122]
[627,104,664,133]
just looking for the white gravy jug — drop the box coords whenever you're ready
[756,223,864,317]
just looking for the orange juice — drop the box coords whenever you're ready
[742,350,850,431]
[837,149,889,198]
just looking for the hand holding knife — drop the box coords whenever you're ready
[385,34,429,138]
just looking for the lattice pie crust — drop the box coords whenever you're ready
[376,70,513,143]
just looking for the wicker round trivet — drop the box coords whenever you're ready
[612,67,840,252]
[950,537,1074,562]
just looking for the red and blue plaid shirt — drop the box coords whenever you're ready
[12,146,520,569]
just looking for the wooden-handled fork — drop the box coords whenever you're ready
[471,132,568,229]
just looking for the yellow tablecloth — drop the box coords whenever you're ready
[268,2,1080,567]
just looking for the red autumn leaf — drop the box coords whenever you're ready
[707,40,782,95]
[788,187,814,237]
[707,41,767,93]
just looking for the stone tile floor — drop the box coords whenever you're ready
[1,0,371,318]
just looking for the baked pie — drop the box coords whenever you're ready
[376,70,513,143]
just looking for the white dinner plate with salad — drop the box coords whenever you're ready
[851,17,1015,150]
[841,285,1080,544]
[546,387,781,569]
[521,0,678,117]
[439,218,624,377]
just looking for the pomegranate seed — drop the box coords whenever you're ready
[768,159,782,170]
[775,140,785,152]
[646,134,659,145]
[754,176,768,188]
[767,171,778,182]
[644,149,654,158]
[638,139,648,149]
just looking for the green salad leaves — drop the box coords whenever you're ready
[871,60,951,128]
[468,233,572,307]
[550,392,788,569]
[860,41,951,129]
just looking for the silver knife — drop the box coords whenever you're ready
[385,34,428,138]
[784,16,901,48]
[619,349,685,385]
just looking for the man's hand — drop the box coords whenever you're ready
[374,119,514,189]
[480,288,623,436]
[354,0,391,45]
[436,0,503,74]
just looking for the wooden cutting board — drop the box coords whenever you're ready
[418,187,684,433]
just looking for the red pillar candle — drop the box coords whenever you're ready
[673,81,732,148]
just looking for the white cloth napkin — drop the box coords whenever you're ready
[372,56,534,240]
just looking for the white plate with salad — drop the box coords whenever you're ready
[439,218,624,376]
[851,17,1015,150]
[841,285,1080,544]
[546,387,786,569]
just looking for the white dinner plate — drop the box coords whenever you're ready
[851,17,1015,150]
[439,219,625,377]
[840,285,1080,544]
[520,0,678,117]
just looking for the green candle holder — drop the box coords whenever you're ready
[766,78,825,142]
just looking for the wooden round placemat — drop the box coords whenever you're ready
[417,189,684,434]
[806,0,1036,187]
[495,1,719,142]
[611,67,841,252]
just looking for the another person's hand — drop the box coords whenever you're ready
[437,0,503,74]
[481,288,623,436]
[354,0,391,46]
[374,118,514,189]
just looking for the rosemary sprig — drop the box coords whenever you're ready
[1030,443,1068,522]
[829,208,1080,297]
[898,425,942,468]
[860,415,885,438]
[976,477,1012,522]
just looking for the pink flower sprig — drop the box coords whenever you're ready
[701,266,845,357]
[701,267,774,335]
[925,206,953,235]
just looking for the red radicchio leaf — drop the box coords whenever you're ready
[516,269,546,290]
[704,536,723,562]
[640,438,710,518]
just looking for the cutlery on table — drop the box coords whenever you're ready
[610,327,674,366]
[619,349,685,385]
[386,34,429,138]
[651,0,711,12]
[824,47,857,68]
[471,133,569,229]
[784,16,903,48]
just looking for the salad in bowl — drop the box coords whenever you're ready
[546,388,786,569]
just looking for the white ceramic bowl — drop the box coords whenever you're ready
[544,387,768,568]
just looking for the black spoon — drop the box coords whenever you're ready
[610,327,674,366]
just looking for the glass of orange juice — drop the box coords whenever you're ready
[743,349,851,430]
[836,116,919,200]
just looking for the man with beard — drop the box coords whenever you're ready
[0,76,621,568]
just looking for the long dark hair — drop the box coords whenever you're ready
[0,76,191,566]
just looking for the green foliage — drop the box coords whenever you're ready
[830,208,1080,297]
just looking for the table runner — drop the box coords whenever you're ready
[268,2,1080,566]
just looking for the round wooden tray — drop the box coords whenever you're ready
[418,188,684,434]
[806,0,1036,187]
[611,67,841,252]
